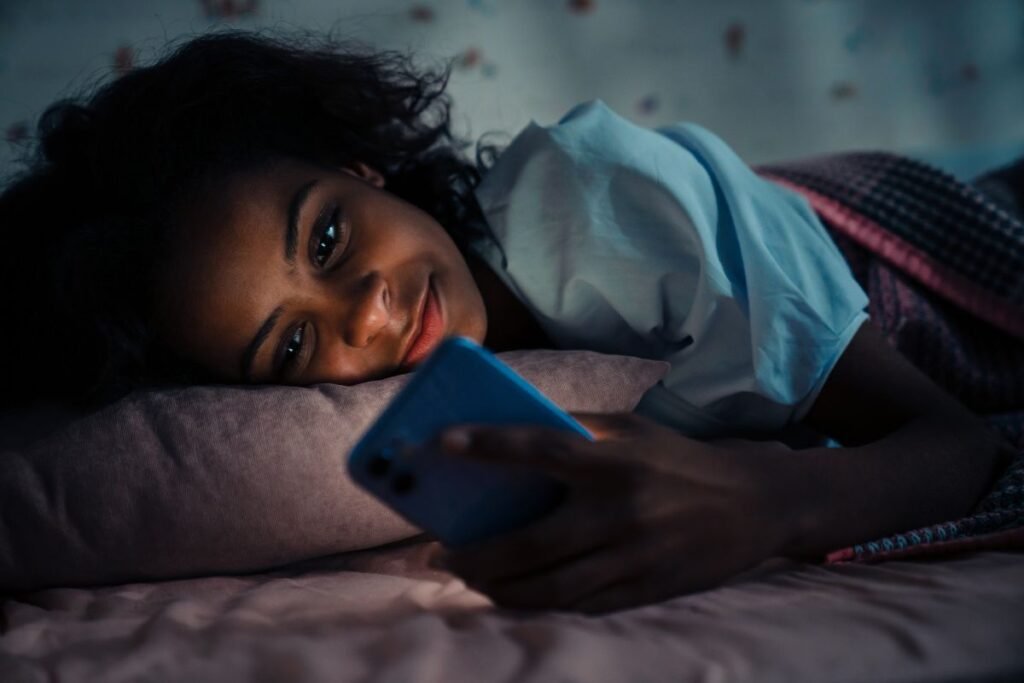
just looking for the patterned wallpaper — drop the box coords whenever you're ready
[2,0,1023,179]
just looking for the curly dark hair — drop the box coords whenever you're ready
[0,30,496,409]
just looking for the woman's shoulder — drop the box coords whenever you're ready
[475,100,720,210]
[504,99,709,165]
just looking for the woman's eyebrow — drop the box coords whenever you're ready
[242,306,284,382]
[284,179,320,265]
[240,178,320,381]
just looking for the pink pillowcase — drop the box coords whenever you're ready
[0,350,667,592]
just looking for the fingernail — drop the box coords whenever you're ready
[441,428,471,454]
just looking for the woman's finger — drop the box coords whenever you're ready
[565,576,664,616]
[480,542,651,611]
[441,492,630,582]
[438,423,623,477]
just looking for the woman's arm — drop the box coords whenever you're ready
[432,322,1015,613]
[779,321,1014,556]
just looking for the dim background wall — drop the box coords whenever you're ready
[2,0,1023,179]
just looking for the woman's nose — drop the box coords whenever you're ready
[342,272,391,348]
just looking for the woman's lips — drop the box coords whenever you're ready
[402,280,444,368]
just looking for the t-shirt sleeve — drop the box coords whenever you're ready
[472,101,869,436]
[644,119,869,433]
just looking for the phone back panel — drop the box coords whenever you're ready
[348,337,590,546]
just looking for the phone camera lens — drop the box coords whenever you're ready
[367,453,391,477]
[391,472,416,494]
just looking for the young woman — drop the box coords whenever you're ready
[0,31,1013,613]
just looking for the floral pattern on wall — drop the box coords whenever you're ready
[1,0,1023,178]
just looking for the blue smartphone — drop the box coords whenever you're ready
[347,337,592,547]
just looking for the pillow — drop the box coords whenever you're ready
[0,350,667,592]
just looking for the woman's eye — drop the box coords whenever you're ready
[283,325,304,367]
[313,208,343,268]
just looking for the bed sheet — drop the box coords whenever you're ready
[2,541,1023,683]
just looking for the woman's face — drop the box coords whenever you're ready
[153,159,488,385]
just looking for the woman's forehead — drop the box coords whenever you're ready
[174,160,316,245]
[153,165,304,370]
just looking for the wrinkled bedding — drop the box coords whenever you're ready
[3,541,1023,682]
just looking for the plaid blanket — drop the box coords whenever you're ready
[759,153,1024,563]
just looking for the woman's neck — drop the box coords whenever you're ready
[466,252,554,352]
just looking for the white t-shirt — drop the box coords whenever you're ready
[471,101,868,436]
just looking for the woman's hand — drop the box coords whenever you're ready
[430,412,797,614]
[429,323,1012,615]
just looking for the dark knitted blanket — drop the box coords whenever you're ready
[759,153,1024,563]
